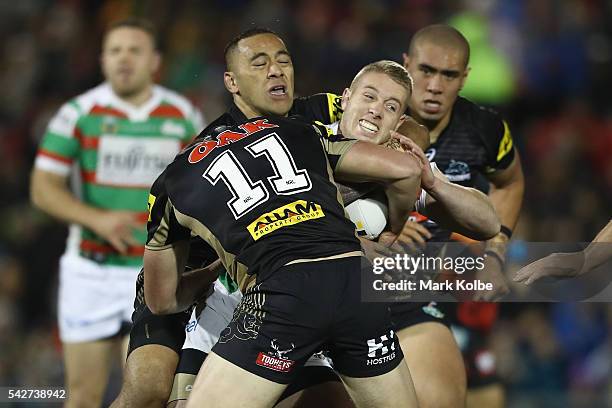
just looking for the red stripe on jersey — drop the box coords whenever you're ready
[80,170,153,190]
[38,149,73,164]
[136,212,149,224]
[80,240,145,256]
[150,105,185,119]
[74,127,83,143]
[81,170,96,183]
[90,105,128,118]
[80,135,99,149]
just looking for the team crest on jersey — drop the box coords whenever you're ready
[101,116,119,134]
[444,160,471,182]
[247,200,325,241]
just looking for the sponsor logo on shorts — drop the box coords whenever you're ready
[185,319,197,333]
[256,352,296,372]
[247,200,325,241]
[366,330,397,366]
[422,301,445,319]
[256,339,296,373]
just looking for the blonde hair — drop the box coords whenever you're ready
[350,60,413,95]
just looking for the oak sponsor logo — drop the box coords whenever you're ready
[256,339,296,373]
[188,119,279,164]
[247,200,325,241]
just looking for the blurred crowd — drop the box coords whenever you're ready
[0,0,610,406]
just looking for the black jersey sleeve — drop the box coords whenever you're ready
[312,121,356,170]
[146,172,191,250]
[291,93,343,124]
[474,105,516,173]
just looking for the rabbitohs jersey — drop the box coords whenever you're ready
[34,82,205,266]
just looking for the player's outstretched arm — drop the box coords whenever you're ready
[335,141,421,233]
[514,219,612,284]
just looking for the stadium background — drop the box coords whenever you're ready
[0,0,610,406]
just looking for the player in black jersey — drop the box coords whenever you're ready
[145,122,422,406]
[331,60,502,408]
[397,24,525,408]
[111,29,347,408]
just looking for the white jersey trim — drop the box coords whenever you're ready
[34,155,71,175]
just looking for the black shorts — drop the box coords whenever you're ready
[389,301,451,332]
[212,256,403,384]
[127,269,191,356]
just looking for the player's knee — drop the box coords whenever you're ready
[117,370,173,408]
[115,347,177,407]
[416,377,466,408]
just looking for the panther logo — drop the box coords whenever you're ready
[218,311,262,343]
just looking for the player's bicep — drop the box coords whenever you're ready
[487,149,523,189]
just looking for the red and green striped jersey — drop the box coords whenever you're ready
[34,82,205,266]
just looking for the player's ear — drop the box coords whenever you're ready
[396,114,407,130]
[402,52,410,69]
[459,66,471,91]
[151,51,161,74]
[340,88,351,111]
[224,72,239,94]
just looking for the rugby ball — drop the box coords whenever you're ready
[345,197,388,240]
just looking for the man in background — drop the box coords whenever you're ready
[399,24,524,408]
[30,18,204,407]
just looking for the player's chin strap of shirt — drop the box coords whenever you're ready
[484,225,513,266]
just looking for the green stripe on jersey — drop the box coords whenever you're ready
[78,116,195,141]
[218,271,239,294]
[82,183,150,211]
[40,132,80,159]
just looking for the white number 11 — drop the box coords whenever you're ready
[203,133,312,219]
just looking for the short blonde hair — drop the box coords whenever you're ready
[350,60,413,95]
